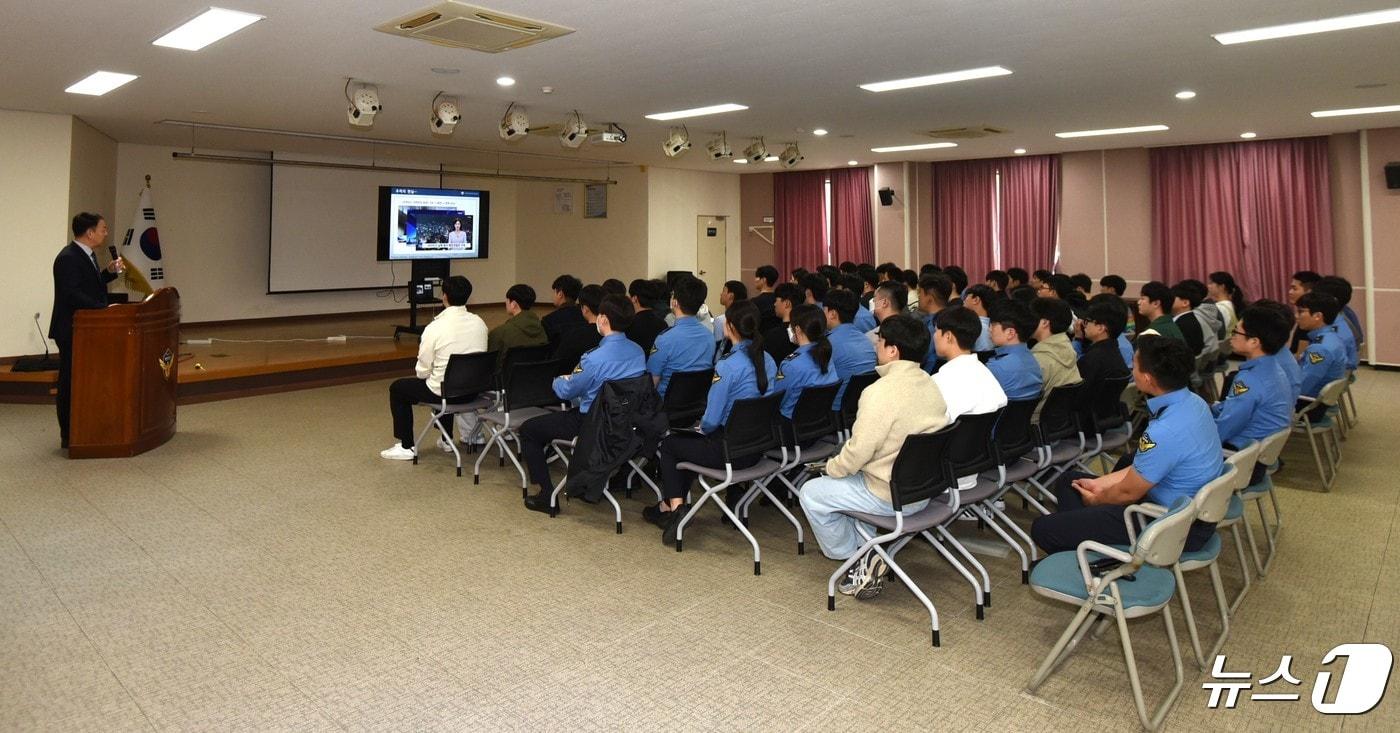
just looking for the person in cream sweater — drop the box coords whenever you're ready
[799,314,949,599]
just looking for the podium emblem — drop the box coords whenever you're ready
[159,348,174,380]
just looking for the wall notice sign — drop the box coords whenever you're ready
[706,227,718,237]
[553,186,573,214]
[585,183,607,219]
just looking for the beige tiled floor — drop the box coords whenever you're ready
[2,371,1397,731]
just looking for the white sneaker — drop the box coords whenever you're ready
[436,437,455,453]
[380,443,416,460]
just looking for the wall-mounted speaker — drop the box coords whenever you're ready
[878,187,895,206]
[1386,162,1400,190]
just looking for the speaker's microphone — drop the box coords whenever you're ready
[33,312,50,360]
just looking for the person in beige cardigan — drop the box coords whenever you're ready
[799,314,950,599]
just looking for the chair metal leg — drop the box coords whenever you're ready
[922,529,985,619]
[1028,596,1101,692]
[1204,562,1232,662]
[602,489,623,534]
[1303,427,1331,491]
[1011,482,1054,516]
[870,543,941,646]
[1173,565,1206,670]
[989,499,1039,563]
[1238,505,1266,577]
[936,526,992,608]
[1226,524,1253,614]
[1121,600,1185,732]
[971,503,1029,583]
[754,481,806,554]
[1260,492,1282,575]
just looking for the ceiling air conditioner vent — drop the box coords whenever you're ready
[375,2,574,53]
[921,126,1008,139]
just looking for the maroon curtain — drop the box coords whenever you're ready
[830,167,874,265]
[773,170,827,275]
[999,154,1060,272]
[932,159,997,276]
[1152,137,1332,303]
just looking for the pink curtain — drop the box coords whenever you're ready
[932,159,997,276]
[830,167,874,265]
[999,154,1060,272]
[773,170,827,275]
[1152,137,1332,303]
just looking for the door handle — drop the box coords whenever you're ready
[698,270,706,275]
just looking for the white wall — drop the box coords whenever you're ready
[646,167,742,285]
[1,110,72,356]
[112,144,517,323]
[67,118,116,231]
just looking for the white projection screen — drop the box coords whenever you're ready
[268,163,439,292]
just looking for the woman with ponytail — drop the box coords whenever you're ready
[1207,271,1247,333]
[771,304,838,419]
[645,300,778,540]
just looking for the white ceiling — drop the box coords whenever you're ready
[5,0,1400,173]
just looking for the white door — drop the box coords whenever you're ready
[696,216,727,311]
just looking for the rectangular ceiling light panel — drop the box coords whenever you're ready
[870,142,959,153]
[153,7,264,50]
[1054,124,1169,138]
[65,71,139,95]
[644,103,748,121]
[1311,104,1400,117]
[1214,8,1400,45]
[860,66,1012,92]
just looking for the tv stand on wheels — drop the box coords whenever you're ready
[394,259,450,340]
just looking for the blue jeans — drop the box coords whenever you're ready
[799,473,928,560]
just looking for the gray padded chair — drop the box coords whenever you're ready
[1233,427,1291,577]
[1290,377,1348,491]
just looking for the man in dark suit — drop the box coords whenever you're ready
[50,212,122,448]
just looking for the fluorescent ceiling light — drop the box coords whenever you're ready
[152,7,263,50]
[869,142,959,153]
[645,103,747,121]
[732,158,748,164]
[860,65,1012,93]
[812,128,828,136]
[1214,8,1400,45]
[496,76,515,87]
[1175,90,1197,100]
[847,160,858,165]
[1240,132,1257,139]
[65,71,139,96]
[1054,124,1169,139]
[1311,104,1400,118]
[764,156,779,162]
[1013,148,1027,155]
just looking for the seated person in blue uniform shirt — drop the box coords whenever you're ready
[646,275,716,397]
[770,304,840,419]
[521,295,646,513]
[822,288,878,408]
[1031,336,1225,554]
[1215,305,1294,484]
[915,272,954,373]
[985,300,1043,401]
[1294,292,1348,421]
[1249,299,1302,401]
[840,273,878,332]
[961,284,998,353]
[1313,277,1360,370]
[647,301,777,540]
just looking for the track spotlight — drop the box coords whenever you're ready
[663,126,691,157]
[345,81,380,127]
[705,132,732,160]
[742,137,767,163]
[560,110,588,149]
[779,142,803,168]
[430,93,460,135]
[499,102,529,140]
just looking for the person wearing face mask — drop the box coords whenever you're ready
[770,304,839,419]
[552,284,605,373]
[646,275,716,398]
[865,281,909,346]
[522,295,646,513]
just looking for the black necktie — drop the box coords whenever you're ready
[89,252,100,272]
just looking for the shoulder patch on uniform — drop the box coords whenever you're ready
[1307,351,1325,364]
[649,346,658,355]
[1230,380,1249,397]
[782,351,798,361]
[1138,432,1157,453]
[775,369,785,381]
[711,372,722,384]
[571,365,584,375]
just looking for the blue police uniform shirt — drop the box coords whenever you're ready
[827,322,878,408]
[1299,325,1347,398]
[1269,347,1302,401]
[974,316,994,353]
[1117,333,1135,372]
[646,315,715,397]
[1333,316,1359,370]
[771,342,840,418]
[986,343,1043,401]
[854,305,877,333]
[701,341,777,434]
[1135,388,1226,507]
[553,332,646,413]
[1211,356,1293,448]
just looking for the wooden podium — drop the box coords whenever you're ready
[69,288,181,459]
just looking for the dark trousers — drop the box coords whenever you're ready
[520,410,585,494]
[658,429,757,502]
[1225,442,1269,486]
[55,339,72,445]
[388,377,460,449]
[1030,471,1216,555]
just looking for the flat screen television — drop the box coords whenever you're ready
[377,186,490,261]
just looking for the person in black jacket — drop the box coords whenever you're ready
[542,274,585,351]
[624,278,667,353]
[50,212,123,448]
[1170,281,1206,357]
[554,285,605,371]
[1077,297,1132,389]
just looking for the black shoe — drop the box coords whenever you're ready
[661,505,688,546]
[642,504,668,527]
[524,492,555,515]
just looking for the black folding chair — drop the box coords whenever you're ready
[1074,374,1132,474]
[938,408,1004,610]
[625,368,714,498]
[1027,382,1086,508]
[672,394,785,575]
[827,423,959,646]
[836,371,880,442]
[981,396,1044,576]
[413,351,497,477]
[474,359,567,492]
